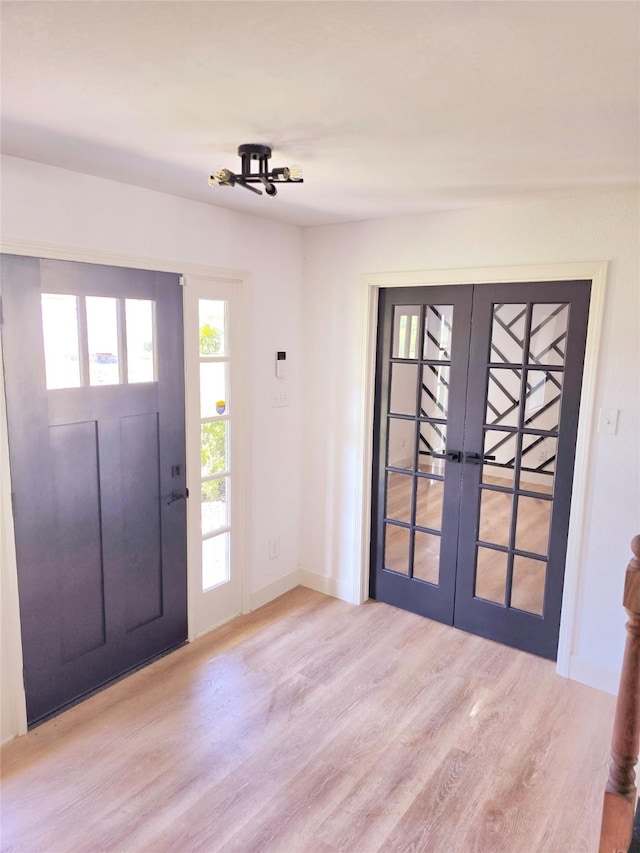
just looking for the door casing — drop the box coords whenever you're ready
[0,238,252,739]
[357,262,608,680]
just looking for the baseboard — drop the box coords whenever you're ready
[299,569,355,603]
[568,655,621,696]
[250,570,300,612]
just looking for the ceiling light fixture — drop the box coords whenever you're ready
[209,144,303,198]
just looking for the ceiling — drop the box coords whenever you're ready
[1,1,639,227]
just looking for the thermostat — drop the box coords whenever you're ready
[276,351,286,379]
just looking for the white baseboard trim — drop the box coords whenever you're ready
[299,570,356,603]
[250,570,300,612]
[568,655,621,696]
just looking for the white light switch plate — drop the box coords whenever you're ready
[597,407,619,435]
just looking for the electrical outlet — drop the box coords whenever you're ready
[269,537,280,559]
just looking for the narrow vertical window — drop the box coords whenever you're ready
[126,299,156,383]
[198,299,230,590]
[41,294,81,389]
[86,296,120,385]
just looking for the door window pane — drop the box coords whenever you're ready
[524,370,563,432]
[125,299,155,383]
[392,306,420,359]
[389,363,418,415]
[520,435,557,495]
[511,556,546,615]
[384,524,410,575]
[415,477,444,531]
[474,547,507,605]
[485,368,521,428]
[385,472,412,523]
[529,304,568,367]
[201,478,229,535]
[482,429,517,488]
[418,423,447,475]
[489,303,526,364]
[413,531,440,584]
[201,421,228,476]
[387,418,415,469]
[515,496,551,557]
[199,300,226,356]
[87,297,120,386]
[478,489,513,548]
[200,362,227,418]
[41,294,81,390]
[423,305,453,360]
[421,364,450,419]
[202,532,230,590]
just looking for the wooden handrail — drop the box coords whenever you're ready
[600,535,640,853]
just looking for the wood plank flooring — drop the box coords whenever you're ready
[1,587,615,852]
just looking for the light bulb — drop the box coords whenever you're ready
[209,168,232,186]
[287,165,303,181]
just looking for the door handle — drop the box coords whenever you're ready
[463,452,496,465]
[167,487,189,505]
[431,450,461,462]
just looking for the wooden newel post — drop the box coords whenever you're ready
[600,535,640,853]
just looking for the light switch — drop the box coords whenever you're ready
[597,408,619,435]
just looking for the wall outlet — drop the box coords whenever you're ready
[269,537,280,559]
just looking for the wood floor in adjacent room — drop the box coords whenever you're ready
[1,587,615,853]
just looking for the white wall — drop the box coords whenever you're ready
[0,155,304,740]
[301,188,640,692]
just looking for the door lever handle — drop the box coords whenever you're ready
[167,487,189,505]
[431,450,461,462]
[464,452,496,465]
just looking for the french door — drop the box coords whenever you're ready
[1,255,188,724]
[370,280,591,660]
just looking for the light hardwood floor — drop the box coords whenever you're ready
[1,587,614,852]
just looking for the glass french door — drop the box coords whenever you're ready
[370,280,591,660]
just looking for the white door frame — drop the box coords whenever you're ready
[0,238,252,740]
[356,261,608,678]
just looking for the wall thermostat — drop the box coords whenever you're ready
[276,351,286,378]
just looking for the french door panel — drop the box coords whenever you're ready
[371,286,472,624]
[371,280,590,660]
[454,280,590,659]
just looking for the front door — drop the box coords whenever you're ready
[370,280,590,660]
[1,255,188,724]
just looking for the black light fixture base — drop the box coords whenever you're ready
[237,143,272,160]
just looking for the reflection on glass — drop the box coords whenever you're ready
[41,294,81,390]
[389,363,418,415]
[421,364,450,419]
[515,496,551,557]
[199,299,226,357]
[474,547,508,605]
[201,478,228,535]
[520,435,557,495]
[202,532,230,590]
[423,305,453,360]
[385,472,412,523]
[200,362,227,418]
[529,304,568,367]
[485,368,522,428]
[489,303,526,364]
[87,296,119,385]
[384,523,410,575]
[511,556,546,615]
[482,429,517,488]
[126,299,155,383]
[418,423,447,476]
[201,421,228,476]
[478,489,513,548]
[413,531,440,584]
[415,477,444,531]
[387,418,415,469]
[524,370,563,432]
[392,306,420,359]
